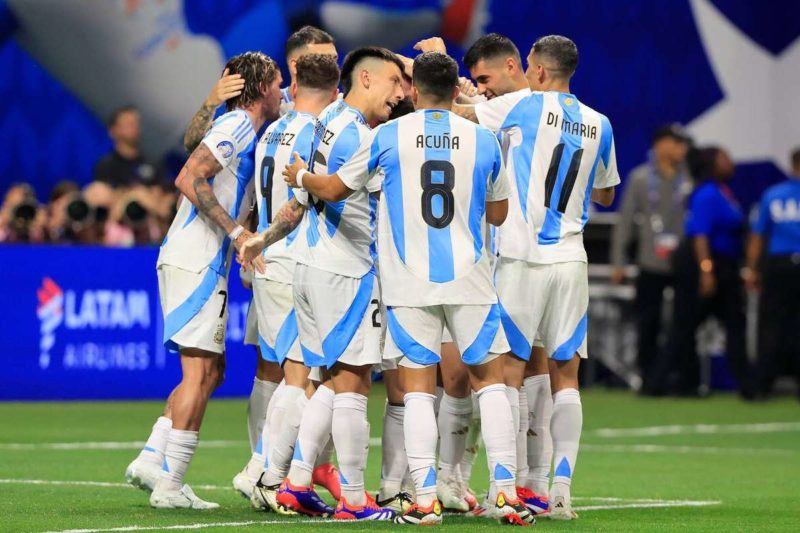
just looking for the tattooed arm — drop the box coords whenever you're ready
[238,197,306,264]
[174,144,253,253]
[452,102,478,123]
[183,69,245,153]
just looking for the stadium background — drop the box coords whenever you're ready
[3,0,797,400]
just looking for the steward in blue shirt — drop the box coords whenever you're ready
[743,148,800,399]
[663,147,754,398]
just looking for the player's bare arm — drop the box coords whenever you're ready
[238,197,306,266]
[452,102,479,123]
[183,69,246,153]
[283,151,355,202]
[590,186,615,207]
[486,199,509,226]
[175,144,252,250]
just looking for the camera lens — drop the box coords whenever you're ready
[124,200,148,226]
[12,201,37,223]
[66,198,91,224]
[94,205,109,223]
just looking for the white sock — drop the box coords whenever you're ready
[477,384,517,497]
[524,375,553,495]
[315,436,335,467]
[136,416,171,468]
[287,384,334,487]
[459,393,482,488]
[247,378,278,452]
[550,388,582,502]
[264,385,307,485]
[332,392,370,506]
[516,387,530,484]
[437,393,472,479]
[379,402,407,500]
[159,429,198,491]
[404,392,438,507]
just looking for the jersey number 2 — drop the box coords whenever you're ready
[544,144,584,214]
[259,155,275,222]
[421,160,455,229]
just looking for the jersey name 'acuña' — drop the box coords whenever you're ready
[293,100,381,279]
[254,109,322,283]
[476,90,620,264]
[337,108,511,307]
[158,109,256,275]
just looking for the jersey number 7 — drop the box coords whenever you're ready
[421,160,455,229]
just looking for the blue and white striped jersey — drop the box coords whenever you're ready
[254,109,322,283]
[158,109,256,275]
[293,100,382,279]
[476,90,620,264]
[337,108,511,307]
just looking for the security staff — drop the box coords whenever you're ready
[611,124,692,395]
[664,146,754,398]
[744,148,800,398]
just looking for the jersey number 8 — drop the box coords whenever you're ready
[421,160,455,229]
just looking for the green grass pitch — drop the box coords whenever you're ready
[1,386,798,532]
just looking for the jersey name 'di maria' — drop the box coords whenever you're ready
[254,109,323,283]
[476,90,620,264]
[293,100,382,279]
[158,109,256,275]
[337,108,511,307]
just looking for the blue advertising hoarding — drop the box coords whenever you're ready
[2,246,257,400]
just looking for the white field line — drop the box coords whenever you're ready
[581,443,797,456]
[589,421,800,438]
[0,440,246,451]
[35,500,722,533]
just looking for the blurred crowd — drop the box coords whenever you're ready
[611,124,800,401]
[0,106,178,246]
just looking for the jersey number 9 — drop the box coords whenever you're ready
[421,160,455,229]
[259,156,275,222]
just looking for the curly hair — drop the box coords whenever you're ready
[224,51,279,112]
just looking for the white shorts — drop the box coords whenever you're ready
[384,304,509,368]
[496,258,588,361]
[158,264,228,355]
[244,296,258,347]
[252,277,302,365]
[293,264,381,369]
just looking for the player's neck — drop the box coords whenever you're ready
[114,141,139,160]
[343,92,371,123]
[414,97,452,111]
[294,96,329,117]
[511,74,529,92]
[538,79,571,94]
[242,105,266,134]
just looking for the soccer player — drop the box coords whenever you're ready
[240,46,404,521]
[125,52,283,510]
[280,26,338,114]
[281,51,534,527]
[239,53,340,513]
[458,35,620,519]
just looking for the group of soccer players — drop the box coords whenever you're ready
[123,25,618,526]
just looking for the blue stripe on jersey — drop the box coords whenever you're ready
[499,300,532,361]
[538,94,584,245]
[182,205,198,229]
[305,206,321,247]
[580,115,613,228]
[258,334,279,363]
[424,110,455,283]
[163,267,221,352]
[320,270,375,368]
[386,307,440,365]
[551,311,588,361]
[379,121,405,262]
[258,118,289,233]
[213,112,242,128]
[274,309,299,364]
[232,117,249,139]
[501,96,544,223]
[235,124,253,143]
[468,128,494,263]
[461,304,501,365]
[320,121,362,238]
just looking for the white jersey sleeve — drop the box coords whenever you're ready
[474,88,531,132]
[337,128,380,192]
[593,129,621,189]
[485,130,511,202]
[202,112,253,168]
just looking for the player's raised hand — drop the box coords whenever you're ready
[206,68,245,107]
[283,152,308,188]
[414,37,447,54]
[458,77,478,97]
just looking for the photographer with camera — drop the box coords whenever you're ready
[0,183,47,243]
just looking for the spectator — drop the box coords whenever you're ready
[665,146,754,398]
[105,186,164,247]
[94,105,166,189]
[0,183,47,243]
[744,148,800,398]
[610,123,692,395]
[83,181,116,243]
